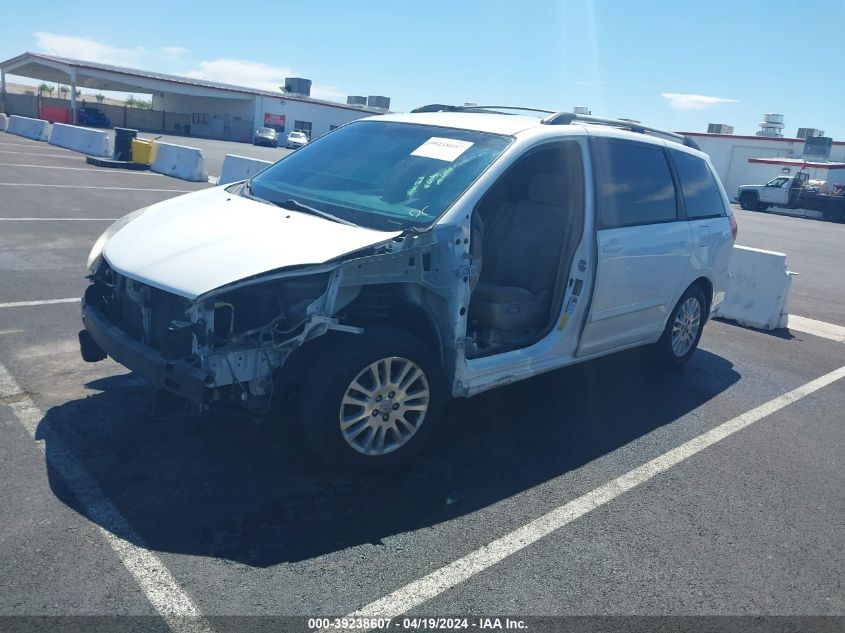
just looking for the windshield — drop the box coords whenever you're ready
[250,121,512,230]
[766,177,789,187]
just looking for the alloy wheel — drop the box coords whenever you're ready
[671,297,701,357]
[339,357,430,456]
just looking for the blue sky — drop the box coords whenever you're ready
[3,0,844,138]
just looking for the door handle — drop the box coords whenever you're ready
[602,240,623,253]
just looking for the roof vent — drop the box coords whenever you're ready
[756,113,784,138]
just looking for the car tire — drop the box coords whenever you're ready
[298,326,446,472]
[739,192,756,211]
[653,285,707,368]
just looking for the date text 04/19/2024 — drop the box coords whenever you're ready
[308,617,528,631]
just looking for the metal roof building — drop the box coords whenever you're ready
[0,52,388,142]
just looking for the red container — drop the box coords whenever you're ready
[40,105,72,124]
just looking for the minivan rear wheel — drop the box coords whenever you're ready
[298,326,446,472]
[653,285,706,367]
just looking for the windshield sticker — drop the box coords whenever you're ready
[411,137,474,162]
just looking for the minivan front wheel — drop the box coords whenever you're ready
[298,327,445,471]
[654,286,706,367]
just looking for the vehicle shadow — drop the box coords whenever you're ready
[37,347,739,567]
[713,317,796,340]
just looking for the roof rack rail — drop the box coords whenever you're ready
[410,104,556,115]
[542,112,701,150]
[410,104,461,113]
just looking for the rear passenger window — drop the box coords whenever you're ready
[593,140,678,228]
[671,150,726,218]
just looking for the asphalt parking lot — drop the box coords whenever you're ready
[1,130,843,631]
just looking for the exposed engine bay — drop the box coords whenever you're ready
[81,225,462,415]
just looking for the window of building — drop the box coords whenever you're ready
[670,150,726,218]
[192,113,210,125]
[294,120,313,138]
[593,139,678,228]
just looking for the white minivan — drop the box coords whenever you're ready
[79,106,736,470]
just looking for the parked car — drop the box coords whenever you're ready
[78,106,111,128]
[79,107,736,471]
[286,130,308,149]
[253,127,279,147]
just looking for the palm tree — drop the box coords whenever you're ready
[37,83,51,96]
[95,93,105,103]
[58,85,70,98]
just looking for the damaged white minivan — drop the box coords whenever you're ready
[80,106,736,470]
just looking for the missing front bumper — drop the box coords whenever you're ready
[81,301,210,403]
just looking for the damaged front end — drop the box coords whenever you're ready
[81,217,465,417]
[80,260,354,414]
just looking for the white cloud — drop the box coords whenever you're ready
[184,58,348,102]
[184,59,294,92]
[34,32,189,68]
[661,92,739,110]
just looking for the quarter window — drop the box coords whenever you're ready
[671,150,726,218]
[594,140,678,228]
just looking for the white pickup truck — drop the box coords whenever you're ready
[736,171,845,221]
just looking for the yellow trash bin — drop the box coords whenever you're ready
[131,139,155,165]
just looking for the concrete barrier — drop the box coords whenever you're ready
[48,123,111,157]
[218,154,273,185]
[150,141,208,182]
[0,114,8,131]
[716,245,794,330]
[7,115,50,141]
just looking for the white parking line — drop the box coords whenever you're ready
[344,364,845,621]
[0,141,68,149]
[0,163,159,175]
[788,315,845,343]
[0,149,85,159]
[0,298,80,309]
[0,184,193,192]
[0,218,119,221]
[0,361,215,633]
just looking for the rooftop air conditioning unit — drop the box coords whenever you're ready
[707,123,734,134]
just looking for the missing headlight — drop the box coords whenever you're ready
[210,274,330,344]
